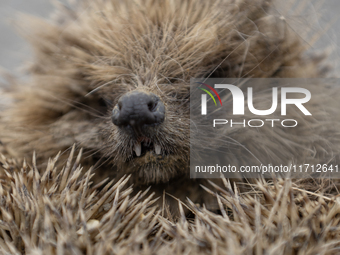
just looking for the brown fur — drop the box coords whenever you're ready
[1,0,340,213]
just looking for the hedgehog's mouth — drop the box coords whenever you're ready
[131,137,162,158]
[117,136,187,184]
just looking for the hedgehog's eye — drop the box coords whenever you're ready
[99,98,114,108]
[97,97,116,109]
[206,66,228,78]
[83,97,114,115]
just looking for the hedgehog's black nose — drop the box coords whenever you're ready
[111,91,165,128]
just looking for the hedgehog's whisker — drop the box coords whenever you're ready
[41,91,108,119]
[85,80,116,97]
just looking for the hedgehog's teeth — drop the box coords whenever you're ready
[134,143,141,156]
[155,144,161,155]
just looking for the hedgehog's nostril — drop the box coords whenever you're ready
[148,101,156,111]
[111,91,165,128]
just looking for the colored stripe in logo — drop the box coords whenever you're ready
[199,88,216,105]
[196,82,223,106]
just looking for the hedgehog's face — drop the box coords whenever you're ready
[5,75,191,185]
[93,82,191,185]
[24,66,192,185]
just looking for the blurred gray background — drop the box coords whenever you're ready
[0,0,65,74]
[0,0,339,75]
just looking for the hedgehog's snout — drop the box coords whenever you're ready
[111,91,165,128]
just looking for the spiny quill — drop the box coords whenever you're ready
[1,150,340,254]
[0,147,159,255]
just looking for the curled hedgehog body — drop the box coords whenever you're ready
[1,0,340,213]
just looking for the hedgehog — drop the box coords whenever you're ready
[1,0,340,214]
